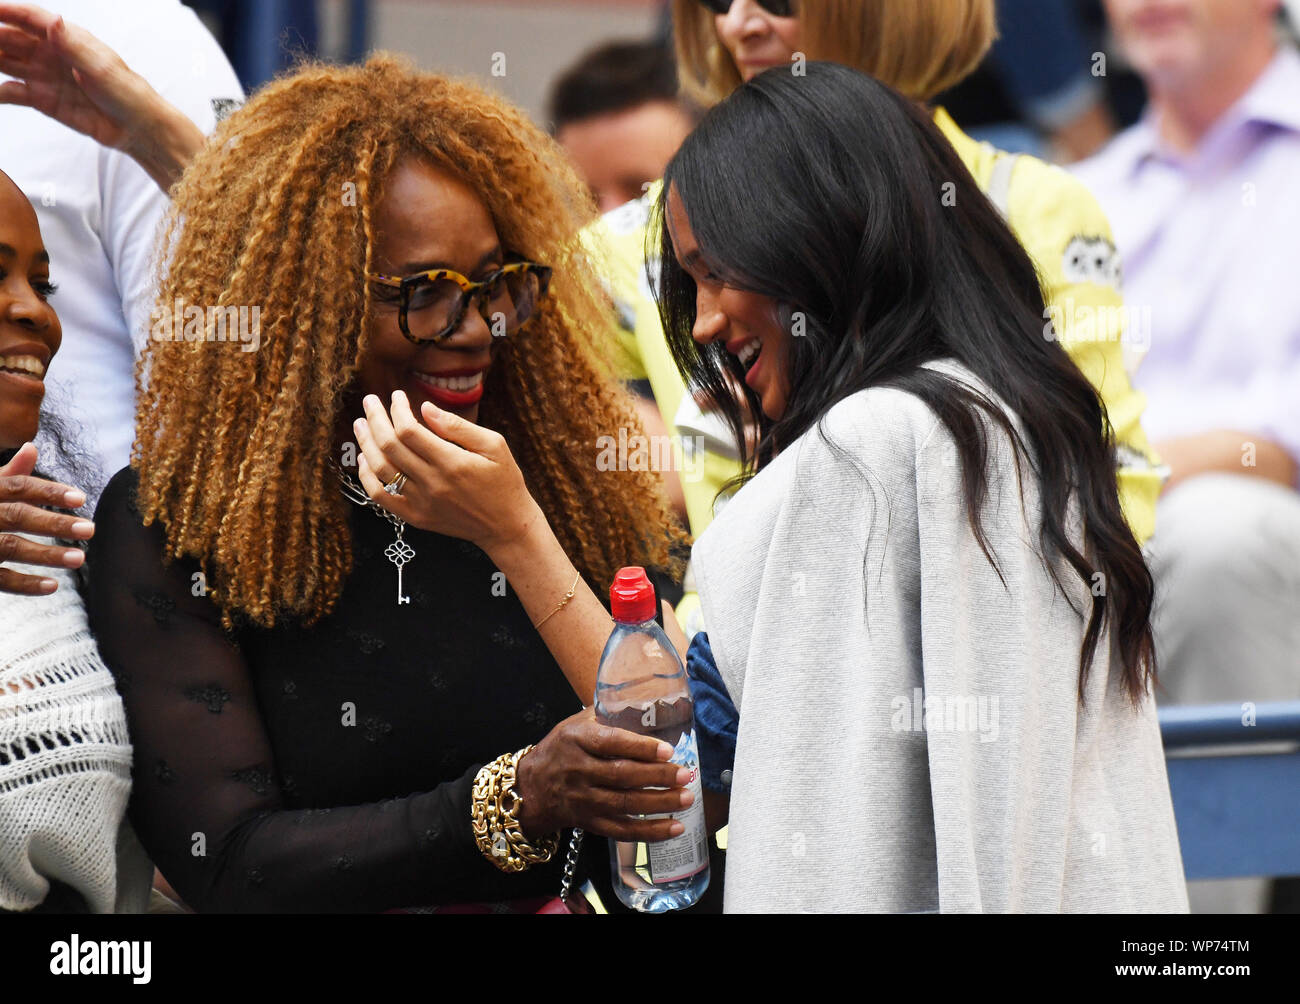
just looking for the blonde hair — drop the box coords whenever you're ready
[134,54,685,629]
[672,0,997,105]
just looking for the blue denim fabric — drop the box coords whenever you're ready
[685,632,738,794]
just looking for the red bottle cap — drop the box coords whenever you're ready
[610,566,657,624]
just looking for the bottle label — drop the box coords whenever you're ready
[647,729,709,884]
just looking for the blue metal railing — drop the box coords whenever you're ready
[1158,700,1300,880]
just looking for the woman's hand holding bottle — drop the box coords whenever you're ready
[514,708,691,843]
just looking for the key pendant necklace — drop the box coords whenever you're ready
[334,466,414,605]
[383,526,415,605]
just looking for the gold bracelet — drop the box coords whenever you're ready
[471,745,559,873]
[531,571,581,630]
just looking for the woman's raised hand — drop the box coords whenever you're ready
[353,391,544,556]
[0,2,205,190]
[0,3,143,149]
[514,708,692,842]
[0,442,93,595]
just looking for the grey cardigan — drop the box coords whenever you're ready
[692,359,1189,913]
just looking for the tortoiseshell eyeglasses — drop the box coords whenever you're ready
[366,260,553,345]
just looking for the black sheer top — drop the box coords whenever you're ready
[86,467,669,912]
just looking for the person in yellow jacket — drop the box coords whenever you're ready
[585,0,1163,635]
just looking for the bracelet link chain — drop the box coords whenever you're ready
[471,745,560,873]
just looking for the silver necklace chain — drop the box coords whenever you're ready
[331,462,414,605]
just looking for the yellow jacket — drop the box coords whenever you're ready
[585,107,1163,558]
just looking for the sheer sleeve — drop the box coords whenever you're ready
[85,469,523,912]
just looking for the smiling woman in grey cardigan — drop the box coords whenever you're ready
[651,64,1188,913]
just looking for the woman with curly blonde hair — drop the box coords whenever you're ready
[0,8,696,911]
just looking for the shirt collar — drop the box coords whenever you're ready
[1123,45,1300,172]
[1234,44,1300,134]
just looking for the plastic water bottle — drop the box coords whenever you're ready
[594,566,710,913]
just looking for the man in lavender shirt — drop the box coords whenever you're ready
[1073,0,1300,912]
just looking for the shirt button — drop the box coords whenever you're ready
[720,769,733,789]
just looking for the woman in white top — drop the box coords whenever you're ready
[0,167,150,913]
[654,64,1188,912]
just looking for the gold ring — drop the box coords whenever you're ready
[383,472,408,496]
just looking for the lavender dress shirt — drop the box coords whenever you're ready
[1071,47,1300,488]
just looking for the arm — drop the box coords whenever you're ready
[1155,430,1298,494]
[0,3,206,191]
[353,391,665,706]
[86,472,507,912]
[86,470,690,912]
[1152,330,1300,493]
[478,501,618,706]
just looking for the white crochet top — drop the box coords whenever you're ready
[0,535,152,912]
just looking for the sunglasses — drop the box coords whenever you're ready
[696,0,796,15]
[366,260,552,345]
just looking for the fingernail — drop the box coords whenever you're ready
[675,767,690,786]
[71,520,94,537]
[63,549,84,567]
[669,821,685,836]
[38,578,57,593]
[363,394,379,408]
[62,489,86,507]
[352,418,365,435]
[657,742,674,760]
[679,790,694,807]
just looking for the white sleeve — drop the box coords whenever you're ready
[98,146,172,355]
[125,4,245,135]
[97,3,244,354]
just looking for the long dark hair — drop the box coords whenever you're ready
[652,61,1155,705]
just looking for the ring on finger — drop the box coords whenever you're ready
[383,471,409,496]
